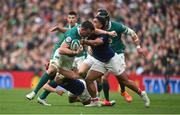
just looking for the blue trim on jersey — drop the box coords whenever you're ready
[92,34,115,62]
[60,78,84,96]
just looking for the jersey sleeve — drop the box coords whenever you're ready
[115,22,128,34]
[64,36,72,46]
[99,34,109,43]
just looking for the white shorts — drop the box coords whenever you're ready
[72,56,86,70]
[82,54,95,67]
[50,48,75,71]
[68,79,91,103]
[90,53,126,76]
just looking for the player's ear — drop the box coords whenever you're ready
[91,29,95,34]
[75,16,78,20]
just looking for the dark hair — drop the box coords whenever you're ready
[95,16,107,29]
[96,9,110,29]
[97,9,110,22]
[68,11,77,16]
[81,20,95,31]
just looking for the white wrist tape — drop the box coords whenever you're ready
[136,45,141,49]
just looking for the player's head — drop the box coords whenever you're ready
[96,9,110,29]
[93,16,107,29]
[80,20,95,37]
[67,11,78,26]
[97,9,110,21]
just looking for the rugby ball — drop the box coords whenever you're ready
[70,39,81,51]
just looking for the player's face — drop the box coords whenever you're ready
[93,18,103,29]
[80,28,94,37]
[67,15,77,26]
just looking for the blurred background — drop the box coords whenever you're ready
[0,0,179,94]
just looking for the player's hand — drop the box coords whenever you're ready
[80,39,85,45]
[107,31,117,37]
[49,24,63,32]
[49,25,59,32]
[137,47,148,57]
[87,46,93,55]
[55,89,64,96]
[75,45,83,54]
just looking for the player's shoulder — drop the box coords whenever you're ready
[111,21,128,32]
[65,26,79,38]
[111,21,124,27]
[66,26,78,33]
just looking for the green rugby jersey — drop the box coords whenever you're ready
[56,23,79,46]
[107,21,128,54]
[50,25,82,59]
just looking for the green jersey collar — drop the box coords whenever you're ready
[107,21,112,30]
[77,27,81,37]
[68,23,78,29]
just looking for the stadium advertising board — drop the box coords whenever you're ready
[0,71,179,94]
[0,71,34,89]
[99,73,180,94]
[143,76,180,94]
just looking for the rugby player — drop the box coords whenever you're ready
[26,21,95,101]
[80,15,150,107]
[41,71,91,106]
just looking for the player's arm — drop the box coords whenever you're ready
[124,27,140,46]
[43,82,57,92]
[81,36,107,47]
[49,25,69,33]
[80,38,103,46]
[95,29,117,37]
[58,67,80,79]
[59,38,83,56]
[87,46,93,55]
[43,81,64,96]
[115,22,140,46]
[123,26,147,56]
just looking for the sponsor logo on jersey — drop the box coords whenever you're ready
[66,37,72,43]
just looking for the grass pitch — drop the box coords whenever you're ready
[0,89,180,114]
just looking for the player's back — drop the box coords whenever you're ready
[90,34,115,62]
[108,21,127,54]
[60,78,85,96]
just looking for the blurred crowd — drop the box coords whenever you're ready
[0,0,179,75]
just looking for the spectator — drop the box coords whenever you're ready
[0,0,179,76]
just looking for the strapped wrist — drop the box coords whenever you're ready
[106,31,109,35]
[134,38,139,42]
[136,45,141,49]
[55,88,58,93]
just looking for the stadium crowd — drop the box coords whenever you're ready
[0,0,179,76]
